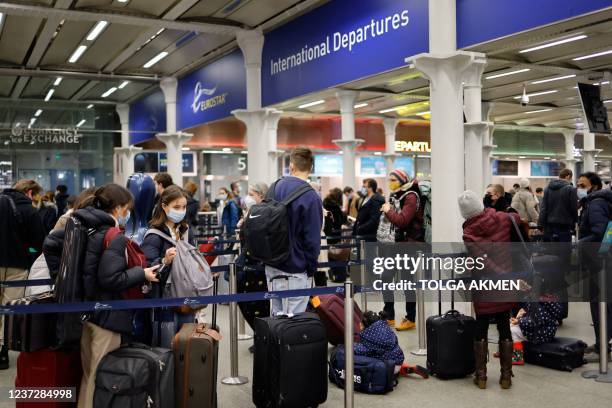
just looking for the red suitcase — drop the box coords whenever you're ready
[15,348,82,408]
[312,293,363,345]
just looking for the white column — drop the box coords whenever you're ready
[581,124,597,173]
[237,29,264,111]
[160,77,178,133]
[481,104,495,187]
[156,132,192,184]
[463,59,488,196]
[113,104,142,186]
[563,129,577,181]
[334,90,363,188]
[383,118,399,172]
[233,109,282,185]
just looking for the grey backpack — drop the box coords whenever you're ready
[144,229,214,299]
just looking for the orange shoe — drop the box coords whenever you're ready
[396,318,416,331]
[386,319,396,327]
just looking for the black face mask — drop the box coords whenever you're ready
[483,194,493,208]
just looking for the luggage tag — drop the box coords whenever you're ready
[311,296,321,308]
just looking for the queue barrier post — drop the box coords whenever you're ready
[234,231,254,341]
[582,256,612,383]
[411,250,427,356]
[359,239,367,312]
[344,278,355,408]
[221,262,249,385]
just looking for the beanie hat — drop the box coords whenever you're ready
[390,169,410,185]
[458,190,484,220]
[519,178,530,189]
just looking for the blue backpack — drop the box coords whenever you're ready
[329,346,397,394]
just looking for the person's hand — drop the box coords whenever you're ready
[163,248,177,265]
[518,279,531,292]
[517,308,526,318]
[510,318,519,325]
[381,203,391,213]
[144,265,161,282]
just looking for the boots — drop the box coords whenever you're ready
[499,340,514,389]
[473,340,488,389]
[0,345,9,370]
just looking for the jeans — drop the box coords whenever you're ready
[265,266,311,316]
[475,311,512,342]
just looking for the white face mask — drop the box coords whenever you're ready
[244,195,257,210]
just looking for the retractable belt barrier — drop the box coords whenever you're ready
[0,285,366,316]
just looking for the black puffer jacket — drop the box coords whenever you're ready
[75,207,146,335]
[42,229,64,279]
[539,179,578,229]
[0,189,46,269]
[579,189,612,243]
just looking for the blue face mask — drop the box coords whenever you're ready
[168,209,186,224]
[117,210,131,227]
[577,188,588,200]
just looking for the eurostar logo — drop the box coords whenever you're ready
[192,82,227,113]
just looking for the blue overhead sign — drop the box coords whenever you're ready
[129,89,166,145]
[457,0,612,48]
[262,0,429,106]
[177,50,246,131]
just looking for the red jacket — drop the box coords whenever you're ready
[462,208,520,315]
[384,185,423,242]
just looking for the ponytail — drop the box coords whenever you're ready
[79,183,133,213]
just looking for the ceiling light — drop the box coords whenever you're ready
[118,0,130,3]
[76,119,86,128]
[156,28,165,35]
[222,147,232,152]
[531,74,576,84]
[573,49,612,61]
[519,35,587,53]
[416,111,431,116]
[379,107,399,114]
[101,87,117,98]
[53,77,63,86]
[181,147,190,151]
[338,151,344,155]
[87,104,94,109]
[298,100,325,109]
[373,152,382,156]
[354,103,368,109]
[34,109,42,117]
[86,21,108,41]
[513,90,558,99]
[240,151,248,154]
[118,80,129,89]
[544,157,551,160]
[603,100,612,104]
[519,156,526,159]
[68,45,87,63]
[486,68,530,80]
[143,51,168,68]
[44,89,54,101]
[525,108,553,114]
[593,81,610,86]
[0,14,4,26]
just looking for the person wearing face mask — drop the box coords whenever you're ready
[0,179,46,369]
[236,182,271,350]
[353,178,384,242]
[220,186,242,237]
[378,169,424,331]
[483,184,510,212]
[577,172,612,363]
[141,185,193,347]
[73,184,160,407]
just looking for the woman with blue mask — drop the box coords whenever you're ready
[141,185,193,348]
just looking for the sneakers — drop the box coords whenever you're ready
[386,319,395,327]
[0,346,9,370]
[584,344,612,363]
[395,318,416,331]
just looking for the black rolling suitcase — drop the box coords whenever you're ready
[426,266,476,379]
[253,312,328,408]
[93,344,174,408]
[524,337,587,372]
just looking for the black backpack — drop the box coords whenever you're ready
[242,179,313,266]
[0,194,25,257]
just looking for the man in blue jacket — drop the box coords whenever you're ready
[266,147,323,315]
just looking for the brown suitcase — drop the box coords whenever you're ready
[172,278,220,408]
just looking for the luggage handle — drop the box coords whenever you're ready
[437,261,455,315]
